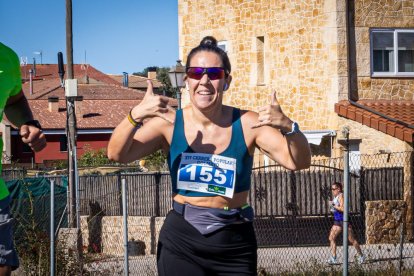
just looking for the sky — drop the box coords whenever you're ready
[0,0,179,74]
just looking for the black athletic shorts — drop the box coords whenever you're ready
[157,210,258,276]
[333,220,352,228]
[0,196,19,270]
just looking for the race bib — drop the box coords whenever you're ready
[177,153,236,198]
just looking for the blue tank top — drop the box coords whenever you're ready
[333,194,343,221]
[168,108,253,197]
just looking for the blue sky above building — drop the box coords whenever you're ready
[0,0,179,74]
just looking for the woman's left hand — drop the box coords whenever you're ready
[252,90,293,133]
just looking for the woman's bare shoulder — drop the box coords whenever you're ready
[238,108,259,128]
[141,110,176,138]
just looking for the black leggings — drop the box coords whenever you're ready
[157,210,257,276]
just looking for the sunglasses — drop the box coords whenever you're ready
[186,67,226,80]
[331,188,338,191]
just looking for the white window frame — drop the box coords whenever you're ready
[370,28,414,77]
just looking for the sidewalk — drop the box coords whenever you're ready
[257,243,414,273]
[85,243,414,275]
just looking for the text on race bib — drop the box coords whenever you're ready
[177,153,236,198]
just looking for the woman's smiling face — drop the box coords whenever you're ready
[186,51,227,110]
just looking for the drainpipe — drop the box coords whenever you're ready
[32,57,36,77]
[345,0,414,130]
[122,72,128,87]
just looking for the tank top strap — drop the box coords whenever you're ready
[171,109,188,149]
[226,108,244,151]
[231,108,241,131]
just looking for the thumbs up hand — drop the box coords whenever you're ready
[252,90,293,132]
[130,80,175,124]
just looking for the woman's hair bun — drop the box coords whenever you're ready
[200,36,218,47]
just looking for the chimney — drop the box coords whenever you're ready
[122,72,128,87]
[75,96,84,117]
[32,57,36,77]
[48,96,59,112]
[29,69,33,95]
[147,68,157,80]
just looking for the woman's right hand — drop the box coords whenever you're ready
[107,80,175,163]
[130,80,175,124]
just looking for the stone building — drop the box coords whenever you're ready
[177,0,414,239]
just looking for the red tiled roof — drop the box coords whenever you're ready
[335,100,414,143]
[19,64,177,130]
[21,64,120,85]
[30,100,142,129]
[24,83,148,100]
[31,97,177,130]
[22,78,62,99]
[21,64,164,100]
[108,74,162,89]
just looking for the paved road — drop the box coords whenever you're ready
[84,243,414,275]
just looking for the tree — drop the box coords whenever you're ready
[78,145,110,167]
[142,150,168,171]
[133,66,176,97]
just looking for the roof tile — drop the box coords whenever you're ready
[31,99,135,129]
[370,117,379,130]
[21,64,120,85]
[395,127,404,141]
[108,74,163,89]
[20,64,177,130]
[335,100,414,143]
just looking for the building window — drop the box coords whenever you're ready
[60,135,68,152]
[256,36,265,85]
[218,40,228,52]
[371,29,414,77]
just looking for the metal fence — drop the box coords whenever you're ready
[6,151,414,275]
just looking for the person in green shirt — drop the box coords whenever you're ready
[0,42,46,276]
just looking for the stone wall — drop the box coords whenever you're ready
[365,200,407,244]
[80,216,165,256]
[336,118,411,155]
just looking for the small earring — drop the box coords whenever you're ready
[185,82,189,92]
[223,83,228,91]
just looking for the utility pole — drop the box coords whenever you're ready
[66,0,77,228]
[342,126,350,276]
[66,0,73,80]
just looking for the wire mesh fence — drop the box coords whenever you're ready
[5,151,414,275]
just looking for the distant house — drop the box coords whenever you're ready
[108,70,164,94]
[1,64,177,166]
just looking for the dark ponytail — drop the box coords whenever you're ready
[185,36,231,76]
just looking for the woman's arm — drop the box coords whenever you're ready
[107,81,175,163]
[248,91,311,170]
[334,195,345,212]
[4,90,34,127]
[254,123,310,170]
[107,116,171,163]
